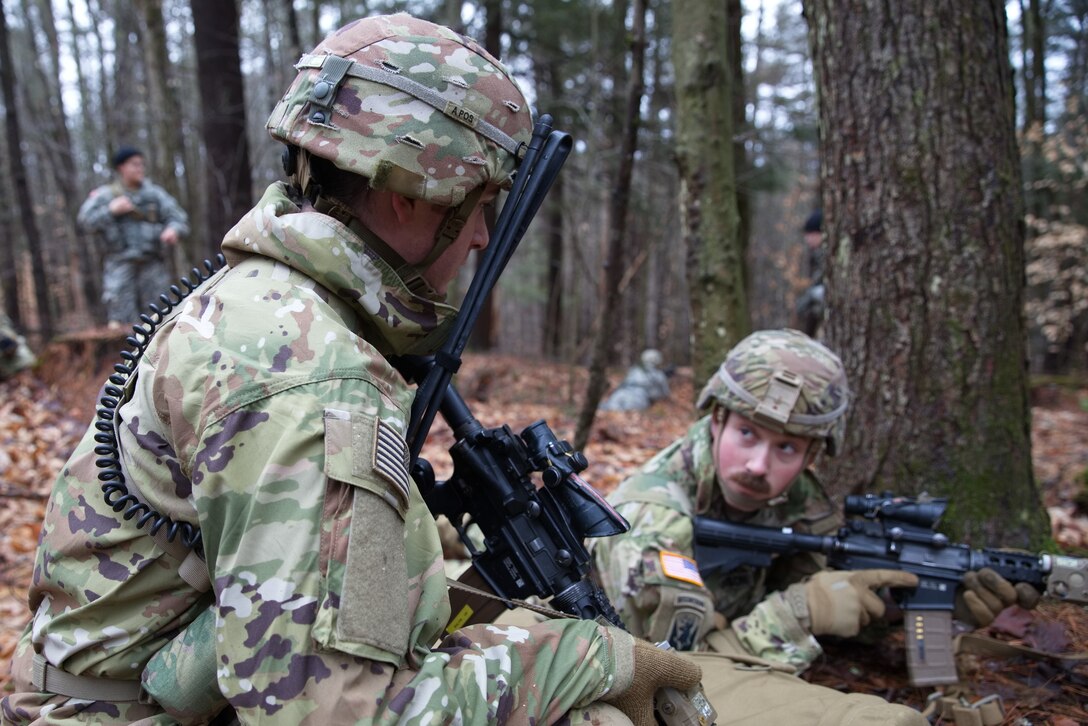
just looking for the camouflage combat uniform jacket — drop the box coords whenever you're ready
[591,416,842,670]
[3,183,632,725]
[76,179,189,262]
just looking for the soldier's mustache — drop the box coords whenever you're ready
[730,472,770,493]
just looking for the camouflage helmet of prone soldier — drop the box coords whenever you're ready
[266,13,533,207]
[696,329,851,456]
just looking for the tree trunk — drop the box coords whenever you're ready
[134,0,190,275]
[109,0,142,146]
[191,0,252,256]
[573,0,647,451]
[283,0,303,63]
[805,0,1047,547]
[0,2,51,336]
[727,0,750,299]
[674,0,746,390]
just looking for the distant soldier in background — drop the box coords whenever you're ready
[0,313,35,379]
[600,348,672,411]
[794,209,825,338]
[77,147,190,327]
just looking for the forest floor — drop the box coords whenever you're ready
[1,340,1087,723]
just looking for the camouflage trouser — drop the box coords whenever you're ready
[493,609,926,726]
[691,630,927,726]
[101,255,173,325]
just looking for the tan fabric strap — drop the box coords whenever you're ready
[955,632,1088,663]
[296,53,524,157]
[32,653,150,703]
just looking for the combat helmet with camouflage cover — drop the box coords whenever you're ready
[696,329,851,456]
[267,13,532,202]
[267,14,533,275]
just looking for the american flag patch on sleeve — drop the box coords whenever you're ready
[373,420,411,506]
[659,550,705,587]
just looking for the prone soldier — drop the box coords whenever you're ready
[0,313,35,380]
[591,329,1040,724]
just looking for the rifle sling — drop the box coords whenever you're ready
[444,565,576,635]
[955,632,1088,663]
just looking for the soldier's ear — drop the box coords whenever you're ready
[709,406,726,438]
[390,192,422,224]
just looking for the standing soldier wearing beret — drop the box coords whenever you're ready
[77,146,189,328]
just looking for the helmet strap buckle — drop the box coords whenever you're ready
[753,370,803,430]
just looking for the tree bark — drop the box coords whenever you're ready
[0,1,51,336]
[674,0,747,390]
[726,0,750,299]
[133,0,190,274]
[283,0,303,63]
[109,0,142,146]
[573,0,647,451]
[191,0,252,256]
[805,0,1047,547]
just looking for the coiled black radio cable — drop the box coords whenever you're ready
[93,255,226,551]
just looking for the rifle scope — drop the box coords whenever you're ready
[844,493,948,529]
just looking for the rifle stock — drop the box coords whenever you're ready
[693,494,1088,686]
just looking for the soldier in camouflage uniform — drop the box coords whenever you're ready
[77,147,189,327]
[600,349,671,412]
[592,329,929,725]
[0,313,35,379]
[2,14,702,725]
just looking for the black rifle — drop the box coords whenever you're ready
[394,117,716,726]
[391,115,629,627]
[693,493,1088,686]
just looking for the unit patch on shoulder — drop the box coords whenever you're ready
[659,550,705,587]
[373,420,411,506]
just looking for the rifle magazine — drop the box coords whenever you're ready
[904,609,958,686]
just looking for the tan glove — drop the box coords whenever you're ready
[955,567,1041,627]
[604,638,703,726]
[803,569,919,638]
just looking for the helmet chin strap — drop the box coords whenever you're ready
[295,149,487,300]
[294,149,485,300]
